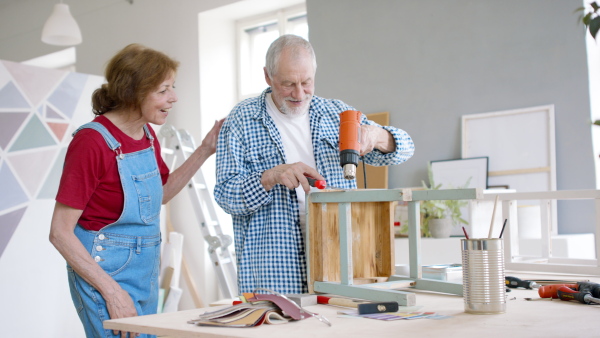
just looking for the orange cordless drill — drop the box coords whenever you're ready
[339,110,361,180]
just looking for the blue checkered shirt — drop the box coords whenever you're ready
[214,88,415,294]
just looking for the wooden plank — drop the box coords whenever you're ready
[307,200,395,290]
[488,167,550,176]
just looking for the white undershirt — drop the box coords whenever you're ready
[266,93,317,240]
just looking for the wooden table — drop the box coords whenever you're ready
[105,272,600,337]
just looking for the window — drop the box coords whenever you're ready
[22,47,77,72]
[236,4,308,100]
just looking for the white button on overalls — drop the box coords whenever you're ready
[98,234,105,240]
[96,245,103,251]
[94,256,102,262]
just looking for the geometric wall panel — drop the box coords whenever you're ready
[46,105,64,120]
[47,72,87,119]
[0,162,29,210]
[0,207,27,258]
[7,148,58,197]
[0,81,30,109]
[8,114,56,152]
[37,147,66,200]
[46,122,68,141]
[2,60,66,108]
[0,60,106,337]
[0,112,28,150]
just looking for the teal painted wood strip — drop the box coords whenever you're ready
[413,279,463,296]
[408,201,422,279]
[313,281,416,306]
[339,202,353,285]
[309,189,403,203]
[411,188,478,201]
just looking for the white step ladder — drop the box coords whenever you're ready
[159,124,238,299]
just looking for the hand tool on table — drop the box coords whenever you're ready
[538,281,600,299]
[505,276,540,289]
[306,177,344,190]
[317,295,399,314]
[339,110,361,180]
[556,286,600,305]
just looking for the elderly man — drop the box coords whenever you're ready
[215,34,415,294]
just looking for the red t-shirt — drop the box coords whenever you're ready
[56,115,170,231]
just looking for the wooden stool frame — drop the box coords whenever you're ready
[306,188,481,306]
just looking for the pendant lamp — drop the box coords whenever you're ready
[41,2,82,46]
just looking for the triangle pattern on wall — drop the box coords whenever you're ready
[47,72,88,119]
[9,113,56,152]
[8,148,58,198]
[0,162,29,210]
[2,60,66,108]
[0,81,30,109]
[37,147,67,199]
[0,207,27,258]
[46,105,65,120]
[0,112,28,151]
[47,122,69,142]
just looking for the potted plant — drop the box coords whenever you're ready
[398,165,469,238]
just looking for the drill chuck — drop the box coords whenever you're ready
[340,150,359,180]
[342,163,357,180]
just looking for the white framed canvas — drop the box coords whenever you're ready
[430,157,488,190]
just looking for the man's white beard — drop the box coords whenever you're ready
[279,94,312,116]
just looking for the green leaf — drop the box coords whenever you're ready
[584,12,592,26]
[592,1,599,11]
[590,16,600,39]
[594,120,600,126]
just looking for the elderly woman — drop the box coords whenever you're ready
[49,43,223,338]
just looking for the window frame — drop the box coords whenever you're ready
[235,4,307,101]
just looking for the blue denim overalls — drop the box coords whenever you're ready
[67,122,162,338]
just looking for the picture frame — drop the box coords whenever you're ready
[430,157,489,189]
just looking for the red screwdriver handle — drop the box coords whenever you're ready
[306,177,326,189]
[538,283,579,298]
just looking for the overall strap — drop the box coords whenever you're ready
[73,122,121,151]
[142,124,154,143]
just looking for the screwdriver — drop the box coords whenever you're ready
[556,286,600,305]
[538,281,600,299]
[538,283,579,298]
[505,276,540,289]
[306,177,344,190]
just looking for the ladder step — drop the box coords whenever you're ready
[189,182,207,190]
[181,145,195,153]
[194,183,207,189]
[217,257,233,264]
[161,125,238,298]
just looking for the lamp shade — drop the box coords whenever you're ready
[41,3,82,46]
